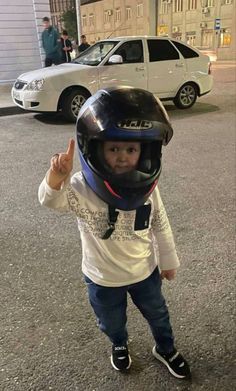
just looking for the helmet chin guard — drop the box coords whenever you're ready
[76,86,173,210]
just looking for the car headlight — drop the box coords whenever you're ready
[25,79,45,91]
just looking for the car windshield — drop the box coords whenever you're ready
[72,41,119,66]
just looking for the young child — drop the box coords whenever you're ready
[38,87,191,379]
[60,30,72,63]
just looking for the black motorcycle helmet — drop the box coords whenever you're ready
[76,86,173,211]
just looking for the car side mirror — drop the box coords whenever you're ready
[107,54,123,64]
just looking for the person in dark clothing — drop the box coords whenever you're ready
[60,30,72,63]
[78,34,90,53]
[42,17,61,67]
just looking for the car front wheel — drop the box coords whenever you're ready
[62,88,90,122]
[173,83,197,109]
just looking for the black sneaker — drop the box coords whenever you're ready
[152,346,191,379]
[111,344,132,371]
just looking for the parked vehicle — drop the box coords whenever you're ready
[11,36,213,122]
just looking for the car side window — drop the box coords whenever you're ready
[114,40,144,63]
[171,41,199,58]
[147,39,179,61]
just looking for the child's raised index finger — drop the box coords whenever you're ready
[66,139,75,158]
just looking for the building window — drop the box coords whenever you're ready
[161,0,169,14]
[50,0,75,14]
[58,0,63,11]
[137,3,143,17]
[89,14,95,27]
[173,0,183,12]
[201,30,213,48]
[66,0,74,8]
[115,8,121,23]
[225,0,232,4]
[220,28,231,47]
[104,10,112,24]
[51,15,55,27]
[186,34,196,47]
[56,16,62,32]
[206,0,214,6]
[82,15,87,28]
[126,7,132,20]
[176,35,182,41]
[188,0,197,10]
[158,24,168,35]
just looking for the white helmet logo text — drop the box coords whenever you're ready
[117,120,152,130]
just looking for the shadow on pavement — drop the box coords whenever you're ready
[164,102,220,120]
[2,101,219,124]
[33,112,71,125]
[34,102,220,125]
[0,106,25,117]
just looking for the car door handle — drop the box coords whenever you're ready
[136,66,145,71]
[175,63,184,67]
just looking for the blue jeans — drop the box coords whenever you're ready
[84,267,174,354]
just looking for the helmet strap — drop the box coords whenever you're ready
[102,205,119,240]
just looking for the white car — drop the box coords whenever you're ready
[11,36,213,122]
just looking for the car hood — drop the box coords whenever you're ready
[18,63,91,82]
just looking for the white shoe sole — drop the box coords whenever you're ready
[110,354,132,371]
[152,346,185,379]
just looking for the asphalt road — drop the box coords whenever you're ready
[0,63,235,391]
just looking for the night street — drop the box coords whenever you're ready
[0,62,235,391]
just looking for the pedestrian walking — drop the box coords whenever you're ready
[38,87,191,379]
[78,34,90,53]
[60,30,72,63]
[42,16,61,67]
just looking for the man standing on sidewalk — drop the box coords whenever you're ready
[42,17,61,67]
[78,35,90,53]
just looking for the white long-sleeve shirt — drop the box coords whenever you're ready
[38,172,180,287]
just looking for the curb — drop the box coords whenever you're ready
[0,84,25,116]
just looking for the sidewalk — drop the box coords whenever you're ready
[0,83,25,116]
[0,83,14,108]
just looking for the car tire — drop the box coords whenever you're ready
[62,88,90,122]
[173,83,197,109]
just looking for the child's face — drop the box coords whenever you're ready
[103,141,141,174]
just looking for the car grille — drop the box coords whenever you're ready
[14,80,27,90]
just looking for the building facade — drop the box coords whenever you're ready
[158,0,235,60]
[79,0,157,43]
[49,0,75,32]
[0,0,51,84]
[0,0,234,84]
[78,0,235,60]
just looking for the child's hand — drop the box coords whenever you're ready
[161,269,177,281]
[47,139,75,190]
[50,139,75,177]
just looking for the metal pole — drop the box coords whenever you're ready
[156,0,158,36]
[75,0,82,45]
[214,0,221,59]
[169,1,173,38]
